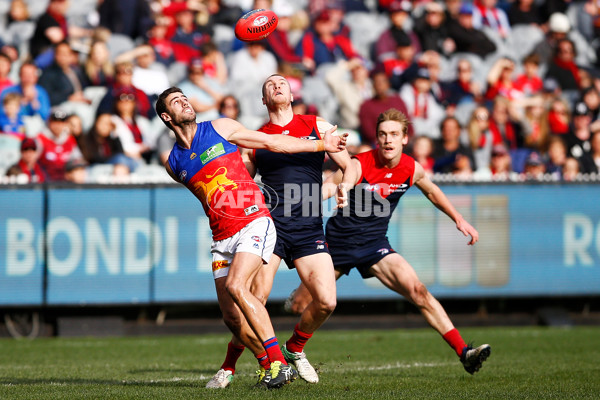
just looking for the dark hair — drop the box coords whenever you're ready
[156,87,183,129]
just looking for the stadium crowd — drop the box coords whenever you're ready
[1,0,600,184]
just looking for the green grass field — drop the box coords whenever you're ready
[1,326,599,399]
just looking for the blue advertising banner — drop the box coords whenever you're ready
[1,184,599,306]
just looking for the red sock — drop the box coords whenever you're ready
[256,351,270,370]
[285,324,313,353]
[442,328,467,357]
[263,337,286,364]
[220,341,245,373]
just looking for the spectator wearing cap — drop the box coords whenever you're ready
[532,12,570,66]
[472,0,511,40]
[64,158,88,184]
[399,67,445,139]
[522,151,546,180]
[447,2,496,58]
[565,101,594,164]
[5,138,46,183]
[414,1,455,55]
[325,57,373,130]
[0,62,51,121]
[358,69,412,145]
[489,143,513,179]
[36,107,83,181]
[432,116,476,174]
[374,0,421,64]
[295,8,361,71]
[38,41,89,107]
[544,38,581,92]
[177,56,226,121]
[111,87,155,165]
[96,61,154,119]
[115,44,171,99]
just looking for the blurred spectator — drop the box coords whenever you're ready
[383,32,419,91]
[562,156,581,181]
[472,0,511,40]
[513,53,543,97]
[547,96,571,135]
[37,108,82,181]
[97,61,154,119]
[64,158,88,184]
[489,144,513,179]
[168,3,214,57]
[0,93,26,138]
[0,53,14,94]
[565,101,593,166]
[206,0,243,27]
[110,87,154,165]
[29,0,90,68]
[264,2,304,66]
[441,58,482,107]
[178,57,226,121]
[374,0,421,64]
[147,16,181,66]
[0,62,51,121]
[413,1,453,55]
[520,95,549,153]
[467,105,494,171]
[422,51,445,104]
[485,58,521,101]
[228,41,277,118]
[116,44,171,100]
[433,116,476,173]
[521,151,546,180]
[67,113,84,148]
[489,96,524,154]
[83,41,114,87]
[38,41,89,107]
[581,130,600,173]
[295,9,360,71]
[79,113,132,168]
[5,138,46,183]
[447,2,496,58]
[507,0,544,27]
[325,58,373,130]
[544,38,581,91]
[200,41,228,86]
[399,68,445,139]
[98,0,153,41]
[358,69,412,145]
[545,135,569,176]
[581,85,600,121]
[410,135,435,175]
[218,95,240,120]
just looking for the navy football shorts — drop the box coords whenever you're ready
[273,223,330,269]
[327,236,396,279]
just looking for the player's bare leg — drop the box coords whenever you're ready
[369,253,490,374]
[281,253,337,383]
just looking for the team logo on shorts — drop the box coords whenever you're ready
[377,248,390,255]
[212,260,229,272]
[251,236,262,243]
[179,170,187,181]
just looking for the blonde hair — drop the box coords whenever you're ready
[376,108,411,136]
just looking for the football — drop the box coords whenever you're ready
[234,9,278,42]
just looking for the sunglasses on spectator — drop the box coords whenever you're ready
[119,94,136,102]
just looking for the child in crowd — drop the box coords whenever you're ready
[0,92,26,138]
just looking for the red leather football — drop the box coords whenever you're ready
[234,9,279,42]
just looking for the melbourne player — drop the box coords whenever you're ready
[288,108,491,374]
[155,87,347,389]
[206,74,357,388]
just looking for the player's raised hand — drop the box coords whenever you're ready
[322,125,347,153]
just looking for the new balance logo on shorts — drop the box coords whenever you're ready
[377,248,390,255]
[316,240,325,250]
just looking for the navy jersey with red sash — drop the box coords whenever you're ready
[254,114,325,227]
[326,149,416,244]
[168,121,270,241]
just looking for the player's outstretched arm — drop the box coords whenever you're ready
[212,118,347,153]
[413,161,479,245]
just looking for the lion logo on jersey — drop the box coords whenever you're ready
[194,166,238,205]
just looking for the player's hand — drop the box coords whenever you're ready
[336,182,349,208]
[322,125,347,153]
[457,219,479,245]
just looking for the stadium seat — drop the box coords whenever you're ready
[0,135,22,176]
[505,25,545,62]
[344,11,390,60]
[23,115,46,138]
[107,34,136,62]
[212,24,235,54]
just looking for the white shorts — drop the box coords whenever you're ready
[210,216,276,279]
